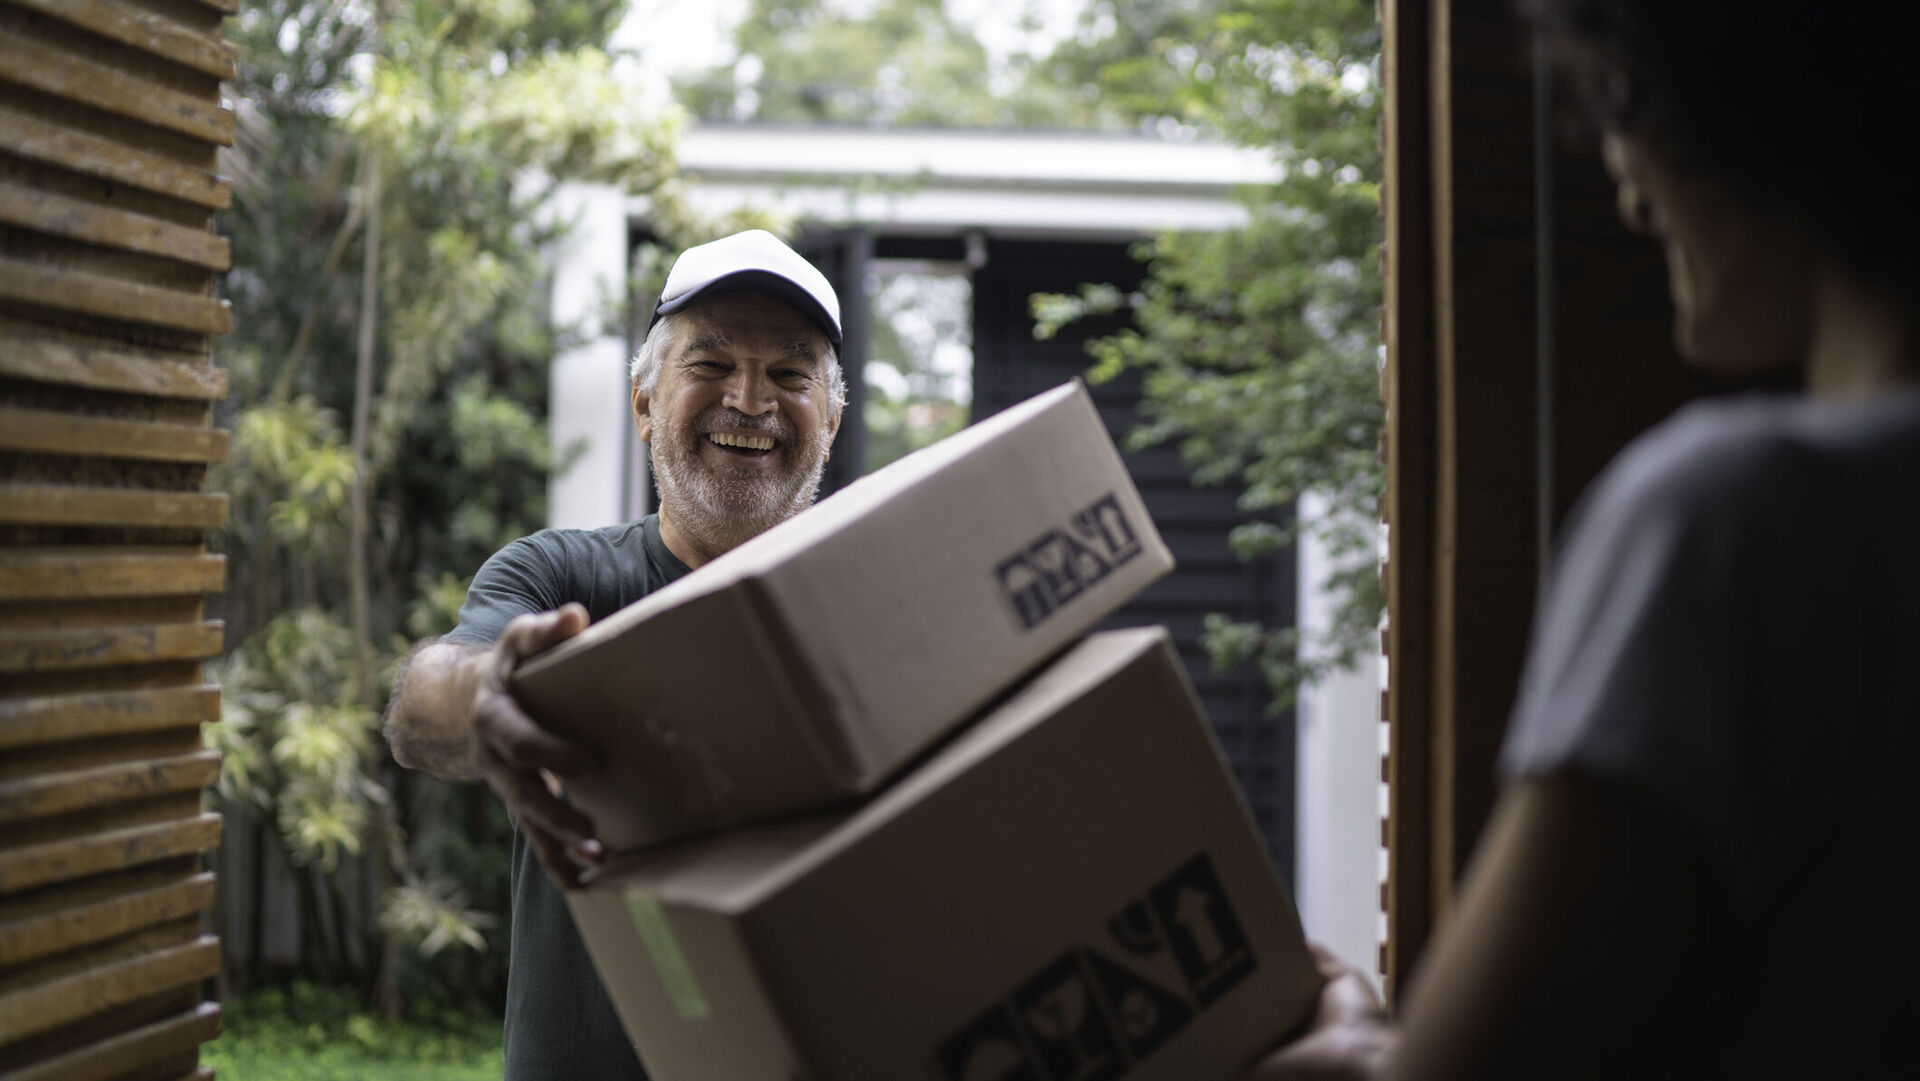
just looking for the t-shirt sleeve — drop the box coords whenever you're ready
[442,535,569,647]
[1499,415,1779,906]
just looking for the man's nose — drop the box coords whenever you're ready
[720,367,775,415]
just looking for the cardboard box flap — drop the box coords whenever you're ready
[587,817,841,916]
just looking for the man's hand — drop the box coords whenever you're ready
[471,603,605,889]
[1241,946,1396,1081]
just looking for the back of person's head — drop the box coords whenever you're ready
[1529,0,1920,289]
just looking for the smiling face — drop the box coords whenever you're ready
[634,292,842,566]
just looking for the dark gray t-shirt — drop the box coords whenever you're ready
[445,514,689,1081]
[1500,390,1920,1076]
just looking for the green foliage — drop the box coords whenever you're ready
[1034,0,1384,709]
[216,0,679,1005]
[677,0,1102,129]
[1029,0,1221,128]
[381,876,496,957]
[405,571,473,641]
[201,981,503,1081]
[208,609,382,871]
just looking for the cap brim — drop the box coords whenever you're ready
[651,270,843,345]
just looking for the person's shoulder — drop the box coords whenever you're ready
[501,521,647,560]
[1588,394,1834,528]
[488,521,662,602]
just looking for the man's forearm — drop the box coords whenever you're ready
[384,639,489,781]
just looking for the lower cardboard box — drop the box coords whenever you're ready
[568,626,1323,1081]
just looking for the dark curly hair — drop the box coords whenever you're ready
[1527,0,1920,288]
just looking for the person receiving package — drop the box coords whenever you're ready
[383,230,846,1081]
[1249,2,1919,1078]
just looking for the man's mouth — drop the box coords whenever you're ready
[707,431,777,456]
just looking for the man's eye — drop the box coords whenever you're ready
[695,360,726,372]
[774,369,810,384]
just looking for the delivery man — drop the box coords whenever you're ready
[384,230,846,1081]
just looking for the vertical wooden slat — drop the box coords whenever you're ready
[1430,0,1542,919]
[1384,0,1543,997]
[0,0,234,1074]
[1381,0,1438,1003]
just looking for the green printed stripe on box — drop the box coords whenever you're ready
[625,892,712,1022]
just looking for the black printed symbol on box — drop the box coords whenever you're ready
[995,492,1146,631]
[931,853,1256,1081]
[1083,950,1193,1061]
[997,559,1051,629]
[1105,901,1159,955]
[1012,954,1127,1081]
[1149,854,1255,1007]
[935,1003,1043,1081]
[1079,494,1142,564]
[1028,532,1097,608]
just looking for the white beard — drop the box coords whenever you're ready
[649,405,833,556]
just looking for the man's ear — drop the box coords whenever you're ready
[824,404,842,459]
[631,382,652,443]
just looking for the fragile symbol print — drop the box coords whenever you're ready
[933,853,1255,1081]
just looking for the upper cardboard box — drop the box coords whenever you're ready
[512,379,1174,852]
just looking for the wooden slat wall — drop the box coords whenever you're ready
[0,0,234,1076]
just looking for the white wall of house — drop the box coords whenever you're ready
[666,124,1278,236]
[547,183,639,531]
[1293,492,1386,991]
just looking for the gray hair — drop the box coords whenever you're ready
[630,310,847,419]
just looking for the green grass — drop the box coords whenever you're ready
[202,982,504,1081]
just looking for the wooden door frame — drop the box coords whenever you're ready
[1380,0,1731,1000]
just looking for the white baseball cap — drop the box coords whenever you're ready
[650,229,842,344]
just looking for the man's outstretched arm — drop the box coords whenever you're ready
[386,638,490,780]
[384,604,606,886]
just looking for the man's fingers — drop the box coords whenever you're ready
[522,821,585,890]
[481,749,598,847]
[468,605,599,893]
[1244,1012,1395,1081]
[1234,945,1394,1081]
[497,604,589,666]
[1317,972,1387,1026]
[1299,944,1385,1023]
[473,691,597,776]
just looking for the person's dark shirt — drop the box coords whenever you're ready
[1500,391,1920,1076]
[444,514,691,1081]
